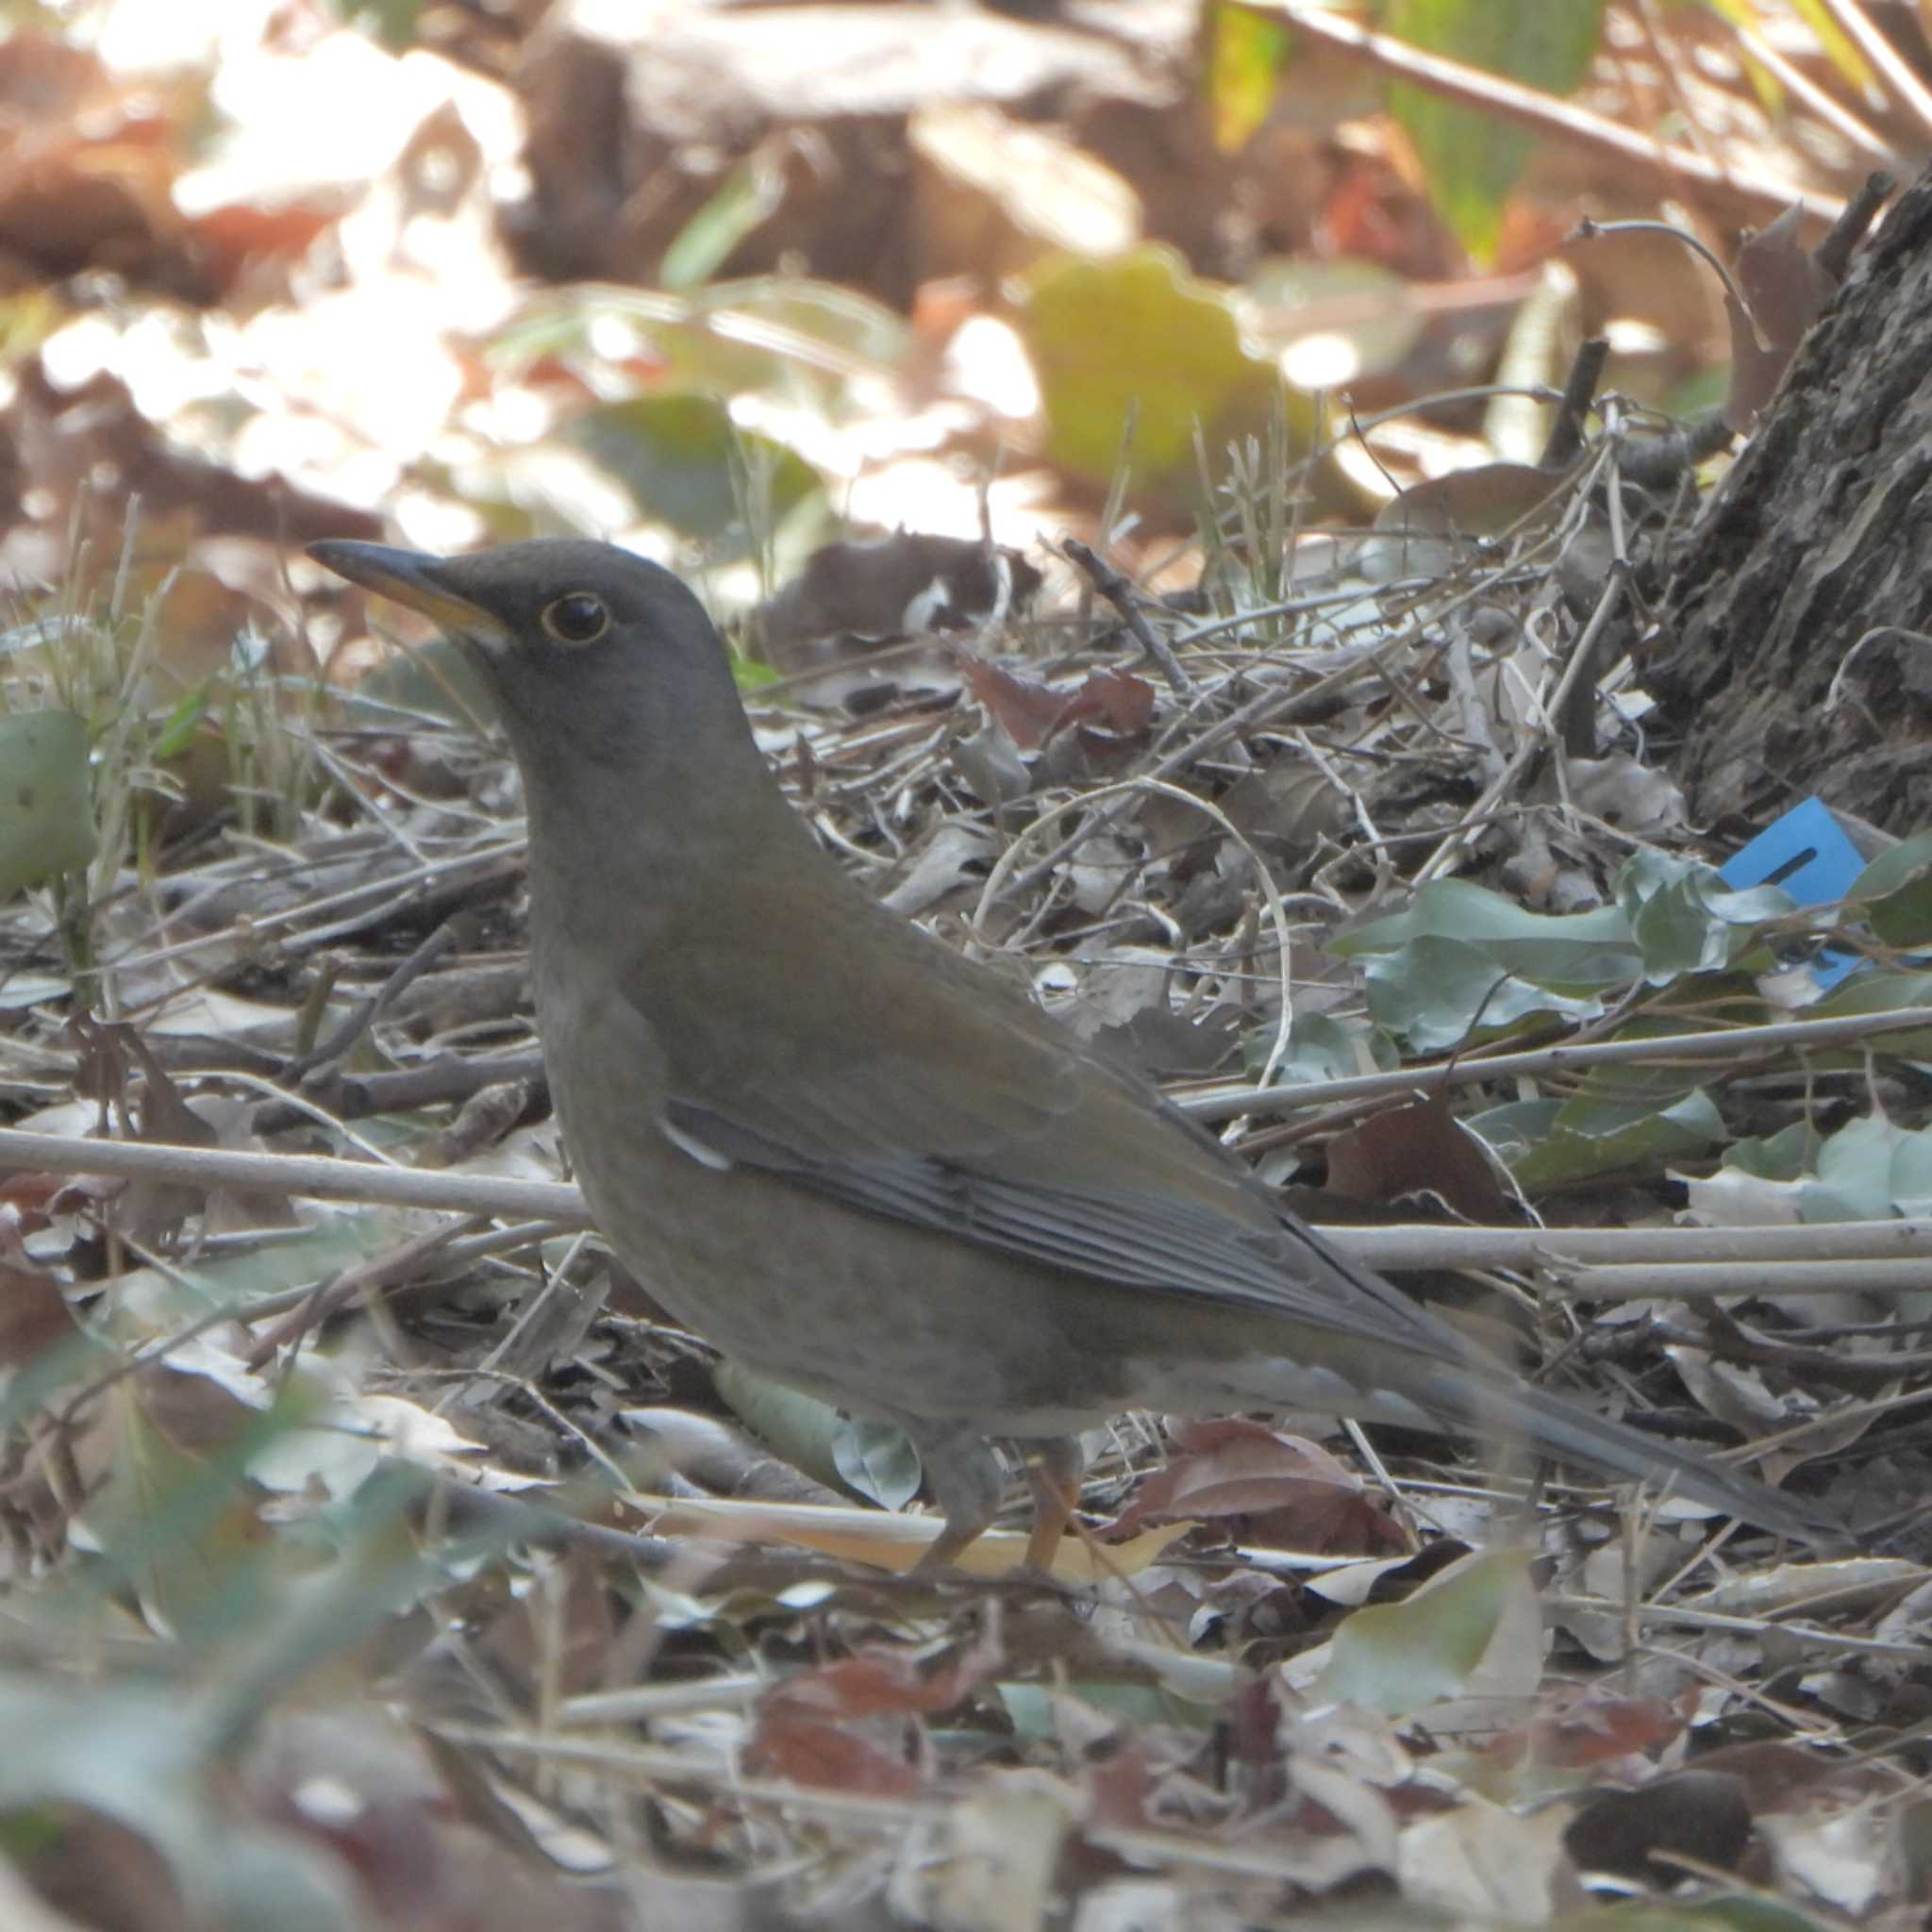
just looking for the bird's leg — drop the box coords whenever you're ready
[904,1422,1006,1574]
[1019,1435,1086,1573]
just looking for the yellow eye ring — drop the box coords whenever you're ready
[541,592,610,646]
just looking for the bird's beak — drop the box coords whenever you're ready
[308,541,512,651]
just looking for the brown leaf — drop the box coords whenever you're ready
[1487,1694,1683,1774]
[1061,667,1155,738]
[1563,1770,1753,1882]
[0,1216,81,1370]
[961,657,1155,752]
[1324,1091,1514,1224]
[960,656,1070,749]
[1724,204,1835,429]
[756,533,1041,662]
[745,1623,1004,1791]
[762,1625,1001,1724]
[747,1712,923,1796]
[1112,1417,1404,1554]
[1373,461,1565,539]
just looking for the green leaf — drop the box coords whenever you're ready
[336,0,423,52]
[999,1680,1212,1740]
[1208,2,1290,152]
[565,392,823,553]
[1016,245,1316,500]
[711,1359,872,1500]
[1318,1549,1535,1714]
[1334,879,1641,988]
[151,684,211,761]
[732,655,784,694]
[1806,969,1932,1064]
[0,710,94,897]
[1726,1121,1820,1182]
[660,155,788,291]
[1847,827,1932,899]
[1803,1113,1932,1222]
[1848,828,1932,947]
[1364,932,1604,1053]
[1613,848,1795,982]
[0,1674,358,1930]
[1341,876,1655,1050]
[139,1212,428,1323]
[1384,0,1607,262]
[1245,1009,1400,1084]
[1472,1088,1724,1187]
[832,1417,924,1512]
[1813,967,1932,1035]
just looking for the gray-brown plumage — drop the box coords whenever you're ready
[310,537,1841,1563]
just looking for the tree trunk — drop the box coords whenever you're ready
[1651,163,1932,839]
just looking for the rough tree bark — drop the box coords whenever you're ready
[1651,162,1932,839]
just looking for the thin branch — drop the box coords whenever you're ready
[0,1126,583,1221]
[1816,0,1932,138]
[1060,539,1192,695]
[9,1126,1932,1271]
[1179,1003,1932,1123]
[1267,4,1845,226]
[1726,18,1907,169]
[1557,1257,1932,1299]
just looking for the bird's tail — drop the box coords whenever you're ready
[1407,1360,1843,1548]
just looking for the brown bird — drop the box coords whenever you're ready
[310,538,1840,1564]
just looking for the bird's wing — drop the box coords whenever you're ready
[669,1084,1450,1353]
[641,892,1468,1358]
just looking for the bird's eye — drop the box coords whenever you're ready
[541,592,610,646]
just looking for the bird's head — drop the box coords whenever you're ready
[308,538,775,828]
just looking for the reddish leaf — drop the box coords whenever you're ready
[1486,1695,1682,1773]
[747,1713,922,1797]
[961,658,1155,752]
[1111,1418,1403,1555]
[760,1626,1000,1724]
[1690,1739,1881,1813]
[1324,1091,1513,1223]
[1083,1743,1155,1832]
[1061,668,1155,738]
[0,1215,81,1369]
[960,657,1070,750]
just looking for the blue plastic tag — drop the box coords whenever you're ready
[1718,796,1864,987]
